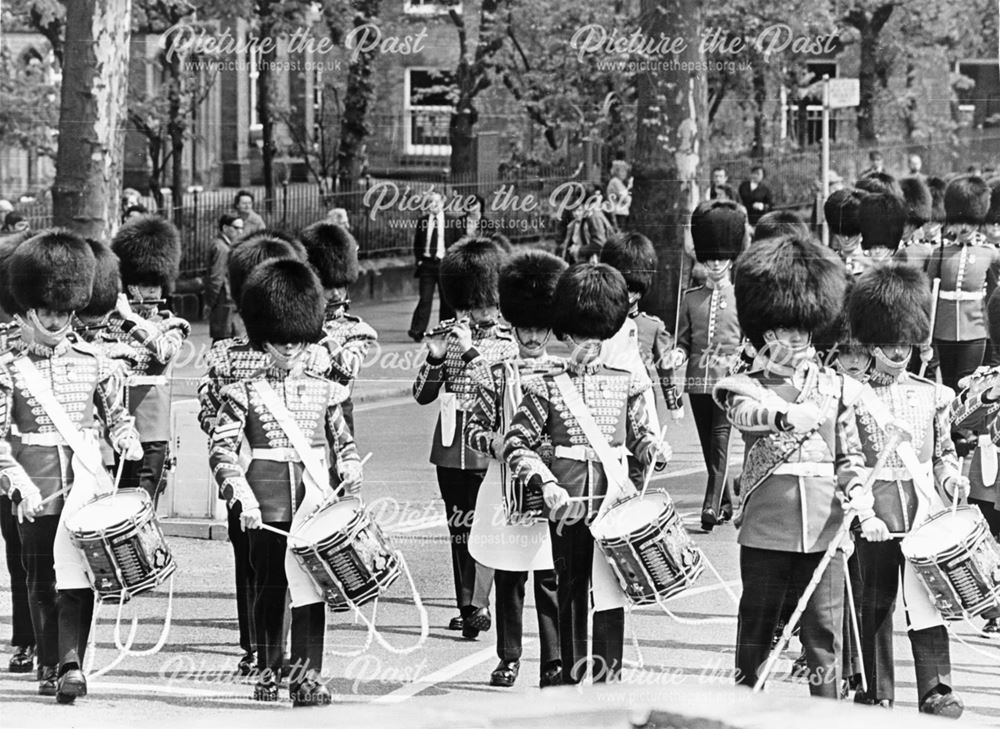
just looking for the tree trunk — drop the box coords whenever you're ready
[168,52,186,228]
[751,60,767,160]
[52,0,132,241]
[851,4,895,145]
[631,0,706,326]
[257,1,277,214]
[337,0,381,194]
[449,108,476,181]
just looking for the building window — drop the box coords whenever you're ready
[404,0,460,15]
[956,60,1000,127]
[404,68,454,155]
[784,61,844,146]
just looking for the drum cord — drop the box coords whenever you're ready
[948,618,1000,662]
[326,552,429,657]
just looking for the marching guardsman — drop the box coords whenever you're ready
[0,233,35,674]
[951,288,1000,636]
[897,176,939,270]
[412,237,515,638]
[198,233,318,677]
[713,234,868,699]
[209,258,361,706]
[858,191,907,266]
[927,175,1000,392]
[466,250,566,689]
[299,221,378,436]
[674,200,744,531]
[825,188,867,276]
[847,263,968,716]
[108,215,190,505]
[503,263,666,685]
[0,230,143,703]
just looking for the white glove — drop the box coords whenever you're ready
[115,293,134,319]
[489,433,505,460]
[542,481,570,513]
[846,486,875,516]
[944,474,970,501]
[860,515,891,542]
[14,489,41,523]
[119,433,144,462]
[338,460,364,495]
[784,402,823,433]
[670,406,685,421]
[240,506,262,531]
[668,348,688,369]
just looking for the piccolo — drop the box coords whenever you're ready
[424,318,497,339]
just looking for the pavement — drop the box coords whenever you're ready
[1,294,999,726]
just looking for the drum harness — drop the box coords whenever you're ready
[250,381,429,657]
[10,356,175,679]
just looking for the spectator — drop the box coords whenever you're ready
[606,160,632,227]
[326,207,350,230]
[408,191,458,342]
[457,194,487,239]
[860,150,885,177]
[908,153,925,179]
[233,189,265,236]
[0,199,13,228]
[559,185,616,263]
[708,166,729,200]
[738,165,774,227]
[124,204,148,222]
[204,213,245,341]
[753,210,809,243]
[121,187,142,222]
[0,212,29,235]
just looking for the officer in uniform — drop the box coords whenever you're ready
[858,192,907,267]
[412,237,515,637]
[847,262,968,716]
[108,215,190,506]
[897,176,939,270]
[299,222,378,437]
[0,230,143,702]
[713,234,868,699]
[503,263,666,685]
[466,250,566,689]
[209,258,361,706]
[825,188,868,277]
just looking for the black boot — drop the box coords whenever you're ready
[37,665,57,696]
[489,660,519,687]
[8,645,34,673]
[56,664,87,704]
[290,671,332,707]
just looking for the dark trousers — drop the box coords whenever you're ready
[856,538,952,703]
[117,441,168,508]
[409,259,455,337]
[736,546,845,698]
[17,515,60,668]
[689,394,733,514]
[1,496,34,647]
[437,467,490,613]
[935,338,986,391]
[289,603,325,683]
[57,588,93,672]
[970,497,1000,538]
[548,517,624,684]
[226,504,256,653]
[248,522,291,674]
[209,301,240,342]
[494,568,560,671]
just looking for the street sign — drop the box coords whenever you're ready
[827,78,860,109]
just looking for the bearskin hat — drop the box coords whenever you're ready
[986,178,1000,226]
[812,277,855,357]
[9,229,95,313]
[927,177,947,223]
[439,237,507,311]
[241,228,306,257]
[299,222,360,289]
[848,262,930,346]
[734,235,848,349]
[228,235,305,310]
[0,232,30,316]
[111,214,181,292]
[824,188,864,237]
[690,200,745,262]
[600,233,658,295]
[752,210,810,243]
[499,250,568,329]
[551,263,630,341]
[898,177,932,227]
[240,258,325,347]
[944,175,991,225]
[859,193,907,251]
[79,238,121,318]
[855,171,902,197]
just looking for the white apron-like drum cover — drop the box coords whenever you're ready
[901,506,1000,620]
[469,465,553,573]
[290,497,401,612]
[65,489,176,603]
[590,490,703,606]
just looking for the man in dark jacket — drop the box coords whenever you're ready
[204,214,244,341]
[408,191,458,341]
[738,166,775,227]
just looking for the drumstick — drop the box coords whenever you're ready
[952,457,964,516]
[360,452,373,467]
[256,522,312,544]
[34,456,127,510]
[640,425,670,498]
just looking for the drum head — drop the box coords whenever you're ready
[591,492,671,540]
[295,497,363,543]
[901,507,981,560]
[65,490,149,533]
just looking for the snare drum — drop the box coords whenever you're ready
[65,489,175,603]
[590,491,704,605]
[291,497,401,612]
[901,506,1000,619]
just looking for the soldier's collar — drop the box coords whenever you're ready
[24,338,72,358]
